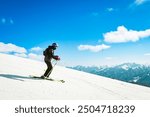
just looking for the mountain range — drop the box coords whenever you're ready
[70,63,150,87]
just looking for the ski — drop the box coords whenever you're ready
[29,75,65,83]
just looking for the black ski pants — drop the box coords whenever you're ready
[44,60,53,77]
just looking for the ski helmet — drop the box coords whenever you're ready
[52,43,58,47]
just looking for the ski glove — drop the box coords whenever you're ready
[54,55,60,61]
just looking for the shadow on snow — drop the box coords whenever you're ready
[0,74,39,81]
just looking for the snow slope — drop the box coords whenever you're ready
[0,53,150,100]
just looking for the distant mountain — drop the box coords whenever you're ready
[69,63,150,87]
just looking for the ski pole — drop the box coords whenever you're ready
[53,60,58,68]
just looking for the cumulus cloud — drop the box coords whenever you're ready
[28,47,43,61]
[0,42,44,61]
[0,42,27,53]
[14,53,28,58]
[104,26,150,43]
[134,0,148,5]
[30,47,42,52]
[28,53,43,61]
[129,0,150,8]
[78,44,110,52]
[107,8,114,12]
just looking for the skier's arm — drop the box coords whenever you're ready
[49,49,59,60]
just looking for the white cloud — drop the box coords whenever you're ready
[30,47,42,52]
[134,0,148,5]
[0,42,27,53]
[129,0,150,8]
[144,53,150,56]
[0,42,44,61]
[107,8,114,12]
[78,44,110,52]
[104,26,150,43]
[28,47,44,61]
[28,53,43,61]
[14,53,28,58]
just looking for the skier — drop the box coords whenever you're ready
[41,43,60,78]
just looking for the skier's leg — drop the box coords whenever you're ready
[47,60,58,77]
[44,61,52,77]
[46,63,53,77]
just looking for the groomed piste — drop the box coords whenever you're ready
[0,53,150,100]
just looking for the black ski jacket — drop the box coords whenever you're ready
[44,46,57,61]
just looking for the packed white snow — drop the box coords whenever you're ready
[0,53,150,100]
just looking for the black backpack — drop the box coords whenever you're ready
[43,48,48,56]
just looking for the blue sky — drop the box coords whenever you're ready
[0,0,150,66]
